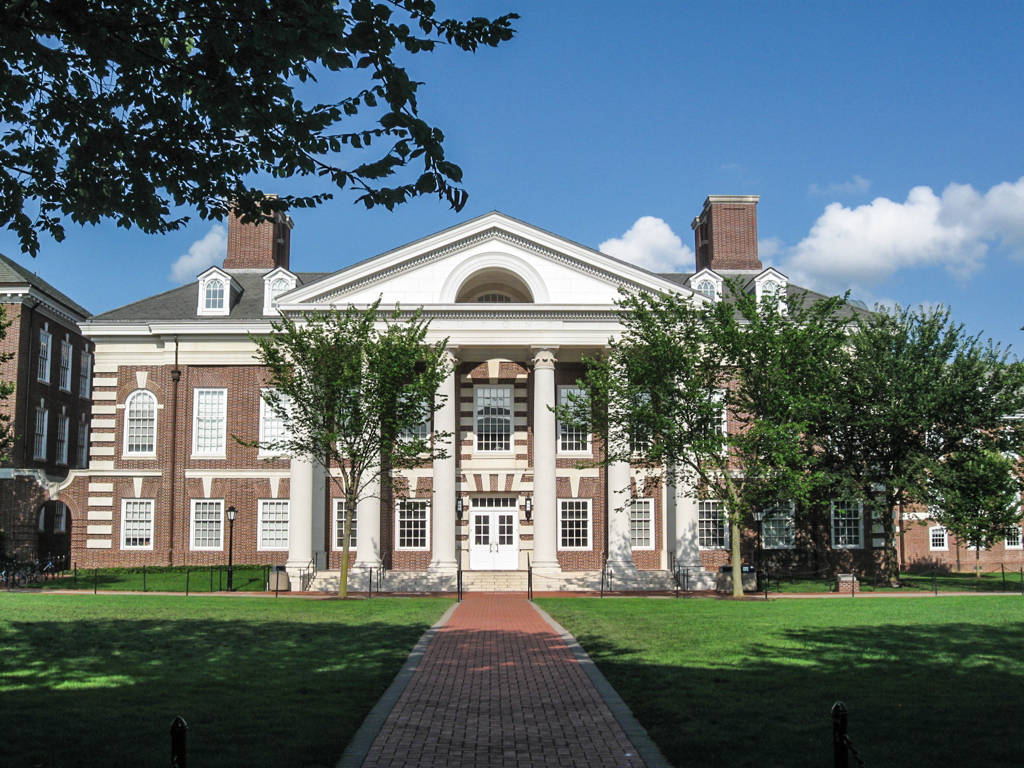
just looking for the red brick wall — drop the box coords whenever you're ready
[693,198,762,272]
[224,210,291,271]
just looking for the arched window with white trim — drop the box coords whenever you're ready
[695,279,717,301]
[124,390,157,456]
[204,279,225,311]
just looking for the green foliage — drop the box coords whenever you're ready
[0,1,517,255]
[824,304,1024,578]
[0,305,14,461]
[928,449,1021,553]
[247,298,450,595]
[570,282,850,595]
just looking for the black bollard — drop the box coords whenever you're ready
[170,716,188,767]
[831,701,848,768]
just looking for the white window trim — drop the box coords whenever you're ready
[831,500,864,550]
[258,389,290,457]
[196,268,234,317]
[53,504,67,534]
[628,498,655,551]
[754,268,788,312]
[37,328,52,383]
[1005,525,1023,550]
[56,413,69,466]
[190,499,224,551]
[263,268,297,316]
[77,416,90,467]
[698,499,729,550]
[33,405,48,461]
[59,339,73,392]
[762,501,796,550]
[929,525,949,552]
[395,499,431,551]
[474,384,514,454]
[121,499,155,551]
[79,349,92,399]
[557,498,593,551]
[557,386,591,455]
[332,498,358,551]
[192,387,227,458]
[257,499,290,551]
[124,389,158,457]
[688,269,723,303]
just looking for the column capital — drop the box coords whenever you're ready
[531,347,558,369]
[442,346,460,368]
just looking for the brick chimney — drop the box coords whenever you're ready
[690,195,762,272]
[223,205,293,271]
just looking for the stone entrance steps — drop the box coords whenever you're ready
[462,570,529,592]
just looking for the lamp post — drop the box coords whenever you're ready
[524,497,533,523]
[226,505,237,591]
[752,508,765,594]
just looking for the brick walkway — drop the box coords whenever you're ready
[360,594,646,768]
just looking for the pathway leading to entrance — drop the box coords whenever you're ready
[350,594,654,768]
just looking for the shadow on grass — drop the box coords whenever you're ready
[0,615,425,768]
[568,620,1024,768]
[35,566,269,592]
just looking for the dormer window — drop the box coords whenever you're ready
[688,269,723,303]
[262,267,298,315]
[205,279,225,311]
[196,267,238,316]
[754,269,788,312]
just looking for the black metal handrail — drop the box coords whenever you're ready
[457,564,463,602]
[527,554,533,601]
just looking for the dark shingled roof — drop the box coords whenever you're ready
[89,271,331,323]
[0,251,91,318]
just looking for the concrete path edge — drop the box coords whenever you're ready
[530,601,673,768]
[336,601,459,768]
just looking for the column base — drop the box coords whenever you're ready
[606,559,638,575]
[427,560,458,574]
[531,560,561,573]
[353,557,383,570]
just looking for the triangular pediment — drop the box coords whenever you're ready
[282,212,690,310]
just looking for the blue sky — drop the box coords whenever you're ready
[3,1,1023,352]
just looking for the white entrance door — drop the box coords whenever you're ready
[469,497,519,570]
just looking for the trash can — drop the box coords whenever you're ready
[268,565,291,592]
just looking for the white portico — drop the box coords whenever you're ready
[278,212,701,591]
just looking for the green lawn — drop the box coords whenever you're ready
[33,565,271,592]
[766,570,1024,593]
[0,593,450,768]
[539,596,1024,768]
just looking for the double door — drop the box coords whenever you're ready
[469,497,519,570]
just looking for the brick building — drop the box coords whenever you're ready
[56,196,892,590]
[0,254,93,563]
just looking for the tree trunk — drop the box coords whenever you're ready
[975,547,981,579]
[339,489,355,599]
[731,518,743,598]
[883,494,900,586]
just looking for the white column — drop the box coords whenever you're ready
[531,348,560,571]
[354,473,382,568]
[429,349,458,572]
[310,461,326,569]
[673,470,701,568]
[607,459,636,571]
[286,455,314,574]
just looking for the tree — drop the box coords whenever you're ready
[247,299,450,597]
[822,305,1024,583]
[927,449,1021,577]
[1,1,517,255]
[570,282,851,597]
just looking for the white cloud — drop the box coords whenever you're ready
[599,216,694,273]
[757,237,783,262]
[169,224,227,283]
[780,177,1024,294]
[808,174,872,197]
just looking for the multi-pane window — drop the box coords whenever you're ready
[558,386,589,452]
[37,329,51,382]
[79,350,92,398]
[929,526,948,551]
[629,498,654,550]
[56,414,69,465]
[54,504,67,533]
[122,500,154,549]
[695,279,717,300]
[558,499,591,550]
[1005,526,1022,550]
[77,416,89,466]
[762,501,796,549]
[205,279,225,310]
[396,499,429,550]
[125,390,157,455]
[191,500,223,550]
[399,397,430,442]
[475,386,512,452]
[193,388,227,456]
[831,500,863,549]
[270,278,289,303]
[33,406,48,460]
[258,500,290,550]
[259,389,290,452]
[698,500,728,549]
[334,499,358,550]
[59,340,72,391]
